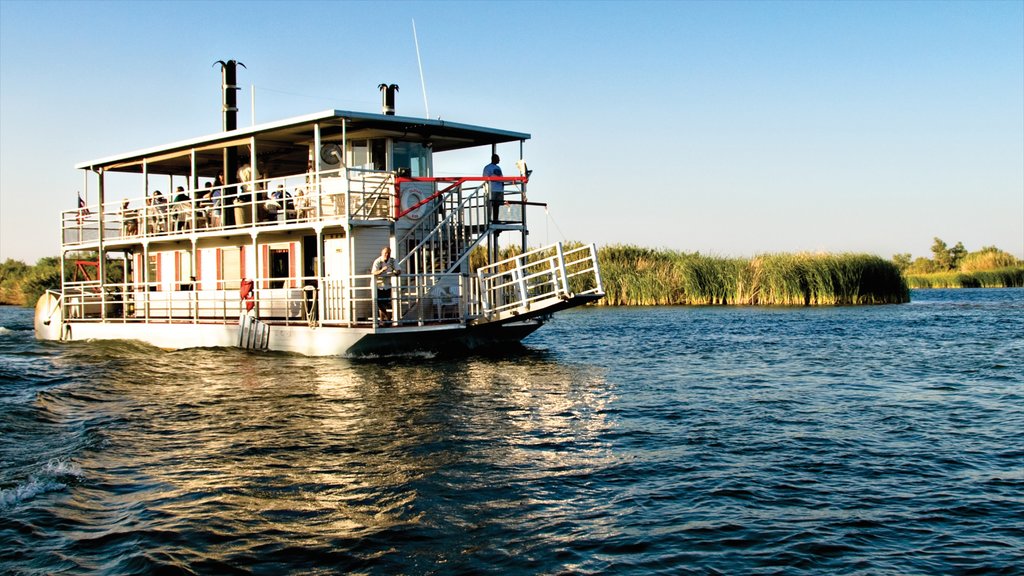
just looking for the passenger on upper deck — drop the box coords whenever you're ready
[194,182,213,229]
[173,186,190,231]
[121,199,138,236]
[267,184,291,220]
[483,154,505,223]
[208,180,223,228]
[147,191,167,233]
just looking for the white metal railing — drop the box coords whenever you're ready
[476,242,603,318]
[59,277,320,326]
[58,271,479,330]
[334,272,475,328]
[61,167,396,248]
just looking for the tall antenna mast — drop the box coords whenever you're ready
[412,19,430,118]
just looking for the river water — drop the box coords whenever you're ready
[1,289,1022,575]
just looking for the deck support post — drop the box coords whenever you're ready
[98,168,106,321]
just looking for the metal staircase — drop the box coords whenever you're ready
[394,180,604,323]
[396,182,494,276]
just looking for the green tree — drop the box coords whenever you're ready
[907,256,939,274]
[892,253,912,273]
[949,241,967,270]
[22,257,62,305]
[931,237,952,270]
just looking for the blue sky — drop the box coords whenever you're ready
[2,0,1022,263]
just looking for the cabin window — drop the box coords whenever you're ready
[393,142,429,177]
[148,255,159,291]
[177,252,193,290]
[220,247,241,290]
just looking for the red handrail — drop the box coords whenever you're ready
[393,176,528,219]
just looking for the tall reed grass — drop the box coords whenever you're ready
[597,246,909,306]
[905,268,1024,289]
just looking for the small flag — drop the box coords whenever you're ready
[77,191,91,224]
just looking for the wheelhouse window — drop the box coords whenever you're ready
[349,139,387,171]
[393,142,430,177]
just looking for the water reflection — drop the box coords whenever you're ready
[30,343,614,569]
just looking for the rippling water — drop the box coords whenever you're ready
[2,289,1022,575]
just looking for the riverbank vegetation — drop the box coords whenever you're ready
[1,254,122,306]
[892,239,1024,289]
[595,247,908,306]
[0,258,61,306]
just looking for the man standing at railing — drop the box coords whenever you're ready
[371,246,400,324]
[483,154,504,223]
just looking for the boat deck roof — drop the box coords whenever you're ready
[76,109,530,176]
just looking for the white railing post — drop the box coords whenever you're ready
[590,243,604,293]
[555,242,571,297]
[514,255,529,308]
[477,269,490,312]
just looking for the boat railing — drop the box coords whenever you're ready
[345,168,394,220]
[59,271,482,330]
[476,242,604,318]
[58,277,319,326]
[395,178,527,276]
[329,272,478,329]
[60,167,397,248]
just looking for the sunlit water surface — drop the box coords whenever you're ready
[1,289,1022,574]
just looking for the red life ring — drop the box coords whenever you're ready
[240,279,255,312]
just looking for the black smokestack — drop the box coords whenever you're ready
[215,60,245,225]
[378,83,399,115]
[217,59,245,131]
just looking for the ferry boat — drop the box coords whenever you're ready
[33,63,604,356]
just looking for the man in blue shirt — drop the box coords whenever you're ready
[483,154,504,223]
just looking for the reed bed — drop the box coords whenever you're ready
[906,268,1024,289]
[597,246,909,306]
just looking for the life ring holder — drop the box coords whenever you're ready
[401,188,428,220]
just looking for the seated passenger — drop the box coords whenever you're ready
[172,186,190,231]
[121,199,138,236]
[148,191,168,233]
[294,187,310,220]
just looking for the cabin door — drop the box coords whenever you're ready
[323,234,348,321]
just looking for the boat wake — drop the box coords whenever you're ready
[0,460,83,510]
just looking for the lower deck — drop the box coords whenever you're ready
[40,299,547,357]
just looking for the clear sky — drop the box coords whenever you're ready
[1,0,1022,264]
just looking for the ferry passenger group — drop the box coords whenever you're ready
[117,165,308,237]
[116,155,508,237]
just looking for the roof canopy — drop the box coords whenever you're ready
[76,109,530,177]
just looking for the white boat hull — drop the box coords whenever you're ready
[45,313,544,357]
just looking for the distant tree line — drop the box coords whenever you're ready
[0,257,62,306]
[1,253,122,306]
[892,239,1023,288]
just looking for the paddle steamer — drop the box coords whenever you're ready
[33,63,603,355]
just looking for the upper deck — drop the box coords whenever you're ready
[64,109,531,249]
